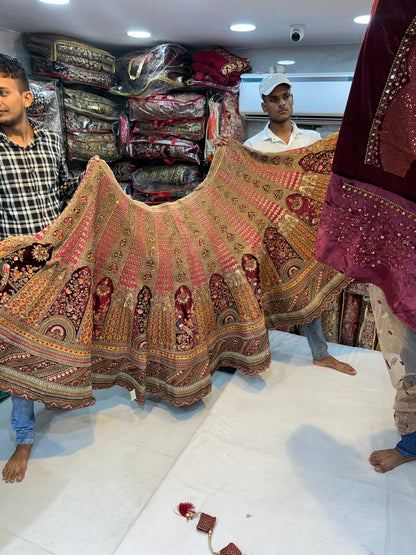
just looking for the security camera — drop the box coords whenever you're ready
[290,24,305,43]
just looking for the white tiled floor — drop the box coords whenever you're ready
[1,331,415,555]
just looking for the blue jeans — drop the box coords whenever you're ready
[395,326,416,457]
[396,430,416,457]
[11,395,35,445]
[302,317,329,360]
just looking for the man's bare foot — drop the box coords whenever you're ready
[369,448,416,473]
[313,355,357,375]
[2,444,32,483]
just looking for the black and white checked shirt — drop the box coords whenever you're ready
[0,120,80,241]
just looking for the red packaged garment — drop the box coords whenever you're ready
[111,43,192,97]
[128,92,206,121]
[192,46,251,87]
[132,119,205,141]
[127,136,200,164]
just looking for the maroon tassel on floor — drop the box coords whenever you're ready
[176,502,242,554]
[176,502,197,519]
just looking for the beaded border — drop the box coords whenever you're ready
[365,17,416,168]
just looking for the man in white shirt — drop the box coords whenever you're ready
[244,73,321,152]
[215,73,356,376]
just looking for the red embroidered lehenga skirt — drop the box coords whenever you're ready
[0,136,349,408]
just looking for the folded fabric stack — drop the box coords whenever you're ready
[63,88,121,162]
[111,43,192,97]
[23,33,115,89]
[28,79,63,134]
[188,46,251,93]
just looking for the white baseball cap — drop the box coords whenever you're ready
[259,73,292,97]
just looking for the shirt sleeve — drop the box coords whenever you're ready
[58,149,84,205]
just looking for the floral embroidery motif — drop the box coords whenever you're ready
[286,194,321,226]
[242,254,262,305]
[0,243,53,304]
[263,227,301,278]
[175,285,199,351]
[133,286,152,336]
[209,273,237,318]
[298,150,334,174]
[92,276,113,339]
[44,266,92,332]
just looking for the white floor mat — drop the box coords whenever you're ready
[115,331,416,555]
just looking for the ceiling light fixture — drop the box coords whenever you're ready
[127,30,151,39]
[229,23,256,33]
[277,60,295,65]
[354,15,371,24]
[38,0,70,5]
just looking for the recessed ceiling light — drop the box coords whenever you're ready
[127,30,152,39]
[354,15,371,24]
[38,0,70,5]
[229,23,256,33]
[277,60,295,65]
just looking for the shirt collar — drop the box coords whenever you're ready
[0,119,46,146]
[264,121,301,142]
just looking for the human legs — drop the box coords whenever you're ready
[369,430,416,473]
[368,284,416,472]
[2,395,35,483]
[11,395,36,444]
[302,317,329,360]
[302,317,356,375]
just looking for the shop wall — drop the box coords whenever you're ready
[233,43,361,74]
[0,27,21,57]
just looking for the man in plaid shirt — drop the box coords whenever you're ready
[0,54,97,483]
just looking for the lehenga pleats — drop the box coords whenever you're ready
[0,135,349,407]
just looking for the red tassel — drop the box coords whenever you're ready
[176,502,197,518]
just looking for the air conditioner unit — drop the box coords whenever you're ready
[239,73,353,126]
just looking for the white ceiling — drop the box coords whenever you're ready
[0,0,373,52]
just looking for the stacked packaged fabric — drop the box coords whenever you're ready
[117,91,205,203]
[109,160,139,194]
[23,33,115,89]
[131,164,201,204]
[119,92,206,164]
[127,91,206,141]
[119,113,201,164]
[205,92,246,162]
[111,43,192,97]
[63,88,121,162]
[28,79,63,134]
[188,46,251,93]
